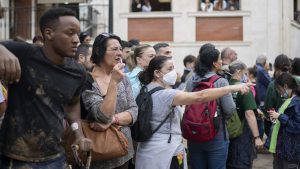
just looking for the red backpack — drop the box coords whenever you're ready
[182,75,221,142]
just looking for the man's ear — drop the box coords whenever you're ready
[44,28,53,40]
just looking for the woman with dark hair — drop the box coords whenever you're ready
[264,54,291,169]
[186,44,237,169]
[264,54,291,136]
[268,73,300,169]
[79,31,91,44]
[134,55,251,169]
[80,33,138,169]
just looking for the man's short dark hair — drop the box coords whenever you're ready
[39,7,76,36]
[75,44,92,61]
[121,40,130,48]
[128,39,140,47]
[292,58,300,76]
[153,43,169,53]
[183,55,196,67]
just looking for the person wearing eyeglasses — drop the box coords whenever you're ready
[80,33,138,169]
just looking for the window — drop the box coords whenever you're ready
[199,0,240,12]
[131,0,171,12]
[294,0,300,23]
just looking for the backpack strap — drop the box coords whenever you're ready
[152,107,175,143]
[208,74,221,84]
[148,86,165,95]
[209,75,226,140]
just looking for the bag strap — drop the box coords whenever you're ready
[152,107,175,142]
[148,86,165,95]
[208,74,221,84]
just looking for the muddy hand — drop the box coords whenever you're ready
[77,137,93,152]
[0,45,21,83]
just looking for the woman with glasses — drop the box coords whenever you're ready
[80,33,138,169]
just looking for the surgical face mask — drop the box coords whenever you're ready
[281,89,290,99]
[161,70,177,86]
[241,74,248,83]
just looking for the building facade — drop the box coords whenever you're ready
[0,0,299,71]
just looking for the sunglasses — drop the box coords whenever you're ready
[95,32,119,46]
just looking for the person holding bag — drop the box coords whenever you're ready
[80,33,138,169]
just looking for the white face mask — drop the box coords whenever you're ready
[161,70,177,86]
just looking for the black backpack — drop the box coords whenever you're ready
[131,86,171,142]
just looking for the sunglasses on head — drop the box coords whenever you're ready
[95,32,119,45]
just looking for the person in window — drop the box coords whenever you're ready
[213,0,227,10]
[132,0,142,12]
[142,0,152,12]
[201,0,213,12]
[226,0,239,11]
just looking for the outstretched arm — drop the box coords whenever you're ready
[173,83,251,106]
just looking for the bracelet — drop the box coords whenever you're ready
[253,136,260,140]
[71,122,79,131]
[114,115,120,125]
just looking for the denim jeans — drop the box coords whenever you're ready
[188,136,229,169]
[1,154,68,169]
[257,119,264,139]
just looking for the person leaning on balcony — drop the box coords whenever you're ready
[132,0,142,12]
[201,0,213,12]
[80,33,138,169]
[141,0,152,12]
[213,0,227,10]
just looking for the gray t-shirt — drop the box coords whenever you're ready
[147,83,181,135]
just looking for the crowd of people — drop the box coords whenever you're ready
[0,7,300,169]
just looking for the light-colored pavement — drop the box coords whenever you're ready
[253,153,273,169]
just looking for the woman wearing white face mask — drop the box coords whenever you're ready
[135,55,252,169]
